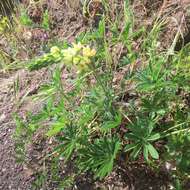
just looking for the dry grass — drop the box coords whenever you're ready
[0,0,16,17]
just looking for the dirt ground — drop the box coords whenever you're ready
[0,69,51,189]
[0,0,190,189]
[0,72,27,190]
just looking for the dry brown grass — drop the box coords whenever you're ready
[0,0,16,17]
[132,0,190,50]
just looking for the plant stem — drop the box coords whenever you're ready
[161,128,190,138]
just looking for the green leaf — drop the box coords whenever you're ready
[124,143,137,152]
[147,133,161,141]
[55,125,79,162]
[114,140,121,156]
[19,8,33,26]
[101,114,122,132]
[131,144,142,159]
[47,121,66,137]
[125,133,139,141]
[98,18,105,38]
[95,158,114,179]
[78,137,121,179]
[42,10,50,30]
[147,143,159,159]
[143,145,149,162]
[60,139,76,161]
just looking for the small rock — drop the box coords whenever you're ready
[0,113,6,123]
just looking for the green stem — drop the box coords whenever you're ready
[90,64,116,117]
[161,128,190,138]
[162,122,188,134]
[90,63,108,95]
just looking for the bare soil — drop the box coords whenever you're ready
[0,69,50,189]
[0,71,30,190]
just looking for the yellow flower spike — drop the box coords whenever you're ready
[83,46,96,57]
[51,43,95,72]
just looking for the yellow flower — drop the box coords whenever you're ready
[83,46,96,57]
[82,57,91,64]
[73,57,81,65]
[62,50,73,64]
[62,47,80,65]
[50,46,62,60]
[62,47,77,57]
[76,57,91,73]
[63,54,73,64]
[67,47,78,56]
[0,17,9,33]
[77,62,88,73]
[72,42,83,52]
[50,43,96,73]
[50,46,60,54]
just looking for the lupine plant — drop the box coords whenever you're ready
[13,2,190,189]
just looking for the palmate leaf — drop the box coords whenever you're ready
[78,136,121,179]
[76,103,96,127]
[125,116,160,161]
[126,117,155,139]
[141,91,169,115]
[55,125,80,162]
[135,57,169,92]
[47,100,69,137]
[101,114,122,132]
[95,159,113,178]
[125,142,159,161]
